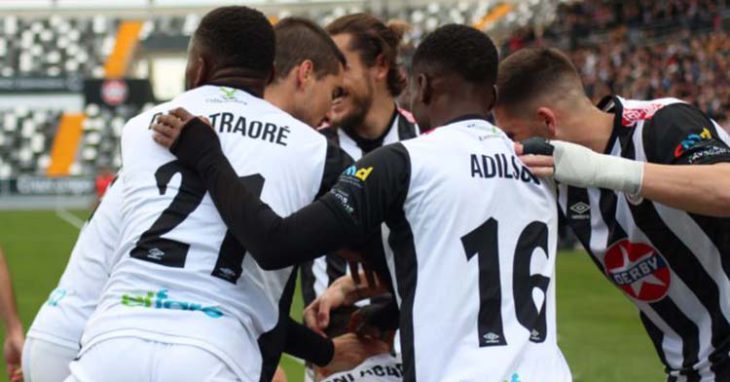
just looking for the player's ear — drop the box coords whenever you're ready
[416,73,431,104]
[191,56,207,89]
[374,54,388,81]
[297,60,315,89]
[487,84,498,111]
[266,64,276,86]
[537,107,558,139]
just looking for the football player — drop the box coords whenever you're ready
[495,47,730,380]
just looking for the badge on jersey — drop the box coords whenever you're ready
[604,239,671,302]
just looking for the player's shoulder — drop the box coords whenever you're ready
[123,100,175,132]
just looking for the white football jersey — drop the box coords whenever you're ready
[323,118,571,381]
[321,353,403,382]
[81,85,343,381]
[27,176,123,349]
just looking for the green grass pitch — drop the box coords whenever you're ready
[0,210,663,381]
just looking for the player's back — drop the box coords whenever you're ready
[83,85,330,380]
[392,118,570,381]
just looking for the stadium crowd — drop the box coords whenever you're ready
[504,0,730,129]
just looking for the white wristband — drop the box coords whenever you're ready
[551,140,645,195]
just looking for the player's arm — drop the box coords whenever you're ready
[520,105,730,217]
[284,317,334,366]
[152,108,410,270]
[0,246,24,382]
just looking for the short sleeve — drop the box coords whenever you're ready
[642,103,730,165]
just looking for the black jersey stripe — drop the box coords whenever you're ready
[563,186,604,273]
[710,356,730,381]
[688,213,730,275]
[257,268,298,382]
[650,299,702,379]
[640,312,669,371]
[389,209,419,382]
[300,259,317,306]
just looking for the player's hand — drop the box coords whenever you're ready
[515,141,555,178]
[152,107,210,149]
[316,333,390,378]
[304,283,349,337]
[4,328,24,382]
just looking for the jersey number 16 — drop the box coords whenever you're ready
[462,218,550,347]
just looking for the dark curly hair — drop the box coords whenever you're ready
[194,6,275,75]
[413,24,498,86]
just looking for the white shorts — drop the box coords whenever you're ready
[64,337,241,382]
[22,337,78,382]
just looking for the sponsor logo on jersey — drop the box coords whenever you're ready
[674,127,713,158]
[344,165,373,181]
[329,189,355,215]
[621,103,666,127]
[46,288,67,307]
[483,332,502,344]
[569,202,590,219]
[220,86,237,100]
[686,145,730,164]
[604,240,670,302]
[205,86,247,105]
[121,289,224,318]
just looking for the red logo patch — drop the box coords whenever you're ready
[621,103,665,127]
[604,240,670,302]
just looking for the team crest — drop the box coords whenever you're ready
[604,239,670,302]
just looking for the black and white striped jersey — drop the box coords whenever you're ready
[560,96,730,381]
[300,107,419,307]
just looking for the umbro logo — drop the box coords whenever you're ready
[483,332,501,344]
[147,248,165,261]
[570,202,591,219]
[530,329,541,341]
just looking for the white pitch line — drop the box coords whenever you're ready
[55,207,85,230]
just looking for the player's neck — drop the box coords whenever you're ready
[204,70,267,98]
[565,106,615,153]
[263,82,293,114]
[354,95,396,140]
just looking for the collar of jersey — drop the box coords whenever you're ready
[596,94,625,154]
[441,115,500,134]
